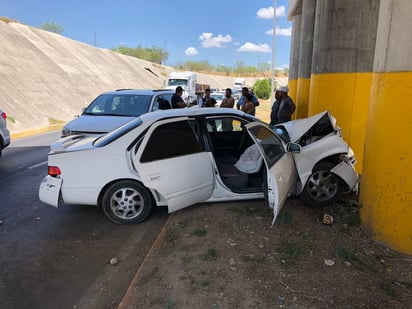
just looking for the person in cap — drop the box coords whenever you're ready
[171,86,186,108]
[270,86,296,126]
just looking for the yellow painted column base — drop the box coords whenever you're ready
[360,72,412,255]
[308,72,372,173]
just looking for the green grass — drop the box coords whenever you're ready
[201,248,219,260]
[278,210,292,224]
[277,240,306,266]
[6,115,16,123]
[194,228,207,237]
[48,117,66,124]
[245,206,258,216]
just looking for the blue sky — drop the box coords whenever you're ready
[1,0,292,68]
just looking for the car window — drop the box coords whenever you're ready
[205,117,244,133]
[140,120,202,163]
[152,94,172,111]
[247,125,285,167]
[94,118,144,147]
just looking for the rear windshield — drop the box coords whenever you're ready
[94,118,143,147]
[84,94,152,116]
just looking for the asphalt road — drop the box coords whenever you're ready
[0,131,168,309]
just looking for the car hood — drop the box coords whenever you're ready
[64,115,134,134]
[278,111,336,142]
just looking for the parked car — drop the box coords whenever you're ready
[0,109,11,158]
[61,89,174,137]
[39,109,358,224]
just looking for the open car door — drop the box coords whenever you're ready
[133,117,214,213]
[245,123,297,223]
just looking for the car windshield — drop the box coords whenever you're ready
[167,79,188,87]
[83,94,152,116]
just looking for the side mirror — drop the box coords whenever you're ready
[287,142,301,153]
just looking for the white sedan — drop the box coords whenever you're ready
[39,108,358,224]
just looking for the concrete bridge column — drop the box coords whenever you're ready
[360,0,412,255]
[308,0,380,172]
[287,8,301,109]
[296,0,316,119]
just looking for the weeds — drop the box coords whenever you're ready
[48,117,66,124]
[334,246,380,273]
[194,228,207,237]
[241,255,267,263]
[277,240,306,266]
[245,206,257,216]
[380,281,396,299]
[201,248,219,260]
[278,211,292,224]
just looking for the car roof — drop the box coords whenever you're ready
[101,89,174,95]
[138,107,257,124]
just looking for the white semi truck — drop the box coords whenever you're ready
[166,71,209,105]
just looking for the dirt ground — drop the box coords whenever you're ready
[119,195,411,309]
[118,101,411,309]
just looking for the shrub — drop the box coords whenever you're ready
[253,79,271,100]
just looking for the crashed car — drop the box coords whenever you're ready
[39,108,358,224]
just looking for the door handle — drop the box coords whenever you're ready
[147,173,160,181]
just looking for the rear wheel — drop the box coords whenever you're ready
[102,180,152,224]
[300,161,344,207]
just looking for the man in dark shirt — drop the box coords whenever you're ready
[201,89,217,107]
[171,86,186,108]
[270,86,296,126]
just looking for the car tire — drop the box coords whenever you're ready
[102,180,152,224]
[299,161,344,207]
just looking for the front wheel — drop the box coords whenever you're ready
[299,161,344,207]
[102,180,152,224]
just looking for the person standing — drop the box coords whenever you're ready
[220,88,235,109]
[270,86,296,125]
[241,93,255,115]
[171,86,186,108]
[220,88,235,131]
[201,89,217,107]
[237,87,259,116]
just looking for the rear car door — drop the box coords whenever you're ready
[133,117,214,213]
[245,123,297,223]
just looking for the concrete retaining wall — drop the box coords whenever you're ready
[0,21,261,134]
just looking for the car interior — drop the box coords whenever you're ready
[204,117,265,193]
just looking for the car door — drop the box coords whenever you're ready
[133,117,214,213]
[245,123,297,223]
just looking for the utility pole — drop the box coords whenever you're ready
[270,0,277,103]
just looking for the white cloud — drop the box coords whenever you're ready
[237,42,271,53]
[265,26,292,36]
[257,5,286,19]
[185,47,198,56]
[199,32,232,48]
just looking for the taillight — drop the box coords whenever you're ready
[48,166,61,177]
[1,112,6,120]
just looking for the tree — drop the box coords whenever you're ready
[40,21,64,34]
[253,79,271,100]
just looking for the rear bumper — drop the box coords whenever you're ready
[39,175,62,207]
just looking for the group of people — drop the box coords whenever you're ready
[171,84,296,126]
